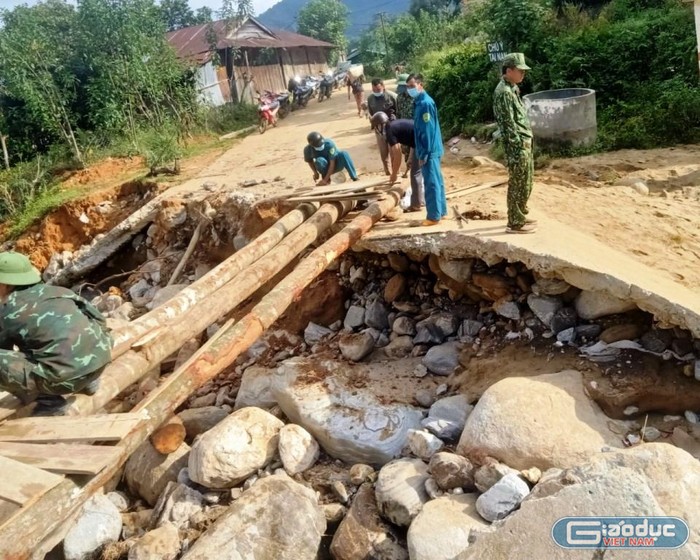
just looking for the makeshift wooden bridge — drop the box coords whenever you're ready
[0,178,404,559]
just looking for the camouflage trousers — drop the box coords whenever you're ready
[0,349,104,403]
[505,141,534,227]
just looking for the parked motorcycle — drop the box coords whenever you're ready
[261,90,290,119]
[318,72,334,102]
[256,94,280,134]
[288,76,314,110]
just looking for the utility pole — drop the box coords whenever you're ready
[695,0,700,77]
[378,12,389,58]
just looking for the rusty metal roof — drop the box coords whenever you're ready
[167,17,334,62]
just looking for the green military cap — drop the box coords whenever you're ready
[0,252,41,286]
[502,53,531,71]
[397,73,409,86]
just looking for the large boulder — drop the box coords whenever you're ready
[459,461,697,559]
[272,358,423,465]
[375,459,430,526]
[457,371,622,470]
[330,483,408,560]
[570,443,700,549]
[575,290,637,320]
[124,440,190,506]
[188,407,284,488]
[64,495,122,560]
[407,494,488,560]
[178,407,229,441]
[181,475,326,560]
[234,366,277,410]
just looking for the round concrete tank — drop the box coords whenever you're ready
[523,88,597,148]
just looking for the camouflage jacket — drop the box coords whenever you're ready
[396,91,415,120]
[493,78,533,149]
[0,283,112,381]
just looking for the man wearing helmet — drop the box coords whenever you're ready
[0,252,113,415]
[370,111,424,212]
[304,132,359,185]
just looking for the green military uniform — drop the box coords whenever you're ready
[395,74,415,120]
[0,253,112,403]
[493,53,534,229]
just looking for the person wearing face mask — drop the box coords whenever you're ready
[406,73,448,226]
[367,78,397,176]
[493,53,537,234]
[304,131,359,186]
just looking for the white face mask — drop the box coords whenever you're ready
[313,143,325,152]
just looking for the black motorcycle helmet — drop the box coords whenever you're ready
[307,131,324,148]
[370,111,389,131]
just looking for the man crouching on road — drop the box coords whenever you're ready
[0,252,112,415]
[493,53,538,234]
[304,132,359,185]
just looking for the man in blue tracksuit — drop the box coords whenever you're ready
[407,74,447,226]
[304,132,359,185]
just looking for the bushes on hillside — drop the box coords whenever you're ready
[421,0,700,149]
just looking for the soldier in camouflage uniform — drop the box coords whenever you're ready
[0,252,112,414]
[493,53,537,234]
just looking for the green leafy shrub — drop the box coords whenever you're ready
[422,44,499,135]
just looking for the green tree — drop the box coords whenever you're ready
[297,0,348,62]
[194,6,213,23]
[159,0,196,31]
[0,0,84,164]
[236,0,254,18]
[76,0,199,138]
[409,0,460,17]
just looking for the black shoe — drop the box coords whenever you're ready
[32,395,68,416]
[79,378,100,396]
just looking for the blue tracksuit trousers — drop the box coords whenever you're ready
[314,152,358,180]
[423,156,447,221]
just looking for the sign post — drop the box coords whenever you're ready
[486,41,506,63]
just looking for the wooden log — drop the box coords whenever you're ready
[285,193,385,203]
[64,201,354,416]
[149,416,186,454]
[0,190,403,560]
[109,203,317,357]
[131,186,404,431]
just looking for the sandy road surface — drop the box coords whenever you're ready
[193,81,699,291]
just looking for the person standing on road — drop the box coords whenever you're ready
[367,78,398,175]
[395,73,414,178]
[347,74,364,117]
[493,52,537,234]
[304,132,359,185]
[0,252,113,415]
[407,73,447,226]
[370,112,424,212]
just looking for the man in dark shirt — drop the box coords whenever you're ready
[371,112,424,211]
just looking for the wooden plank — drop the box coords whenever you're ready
[445,179,507,200]
[287,193,386,203]
[0,442,124,475]
[0,392,22,423]
[290,181,390,197]
[0,413,145,443]
[0,456,62,506]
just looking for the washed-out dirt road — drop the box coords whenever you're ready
[209,81,700,292]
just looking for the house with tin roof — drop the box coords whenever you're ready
[167,17,335,105]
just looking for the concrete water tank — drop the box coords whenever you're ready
[523,88,597,148]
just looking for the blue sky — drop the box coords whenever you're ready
[0,0,281,16]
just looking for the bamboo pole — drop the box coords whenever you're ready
[0,186,403,558]
[110,203,317,357]
[65,201,354,416]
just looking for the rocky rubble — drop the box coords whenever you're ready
[60,248,700,559]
